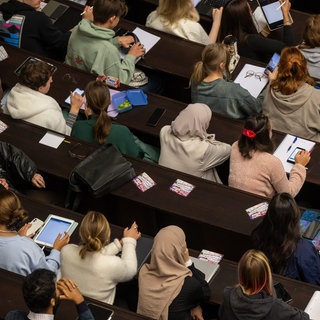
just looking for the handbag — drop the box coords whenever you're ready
[66,144,135,209]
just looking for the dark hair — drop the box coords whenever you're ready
[238,114,273,159]
[0,190,28,231]
[19,60,53,91]
[218,0,257,43]
[271,46,315,95]
[302,14,320,48]
[84,80,111,144]
[251,193,301,274]
[93,0,128,24]
[23,269,56,313]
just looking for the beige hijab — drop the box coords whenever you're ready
[171,103,212,141]
[137,226,192,320]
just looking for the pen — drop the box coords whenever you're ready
[276,1,286,10]
[80,6,93,16]
[64,140,71,144]
[287,136,298,152]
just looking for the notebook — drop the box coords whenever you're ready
[33,214,78,248]
[195,0,228,17]
[190,256,220,282]
[305,290,320,320]
[42,0,69,23]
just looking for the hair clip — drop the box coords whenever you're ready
[242,128,256,139]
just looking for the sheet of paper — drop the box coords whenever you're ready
[65,88,85,110]
[252,6,268,33]
[120,27,161,61]
[233,63,268,98]
[39,132,65,149]
[305,291,320,320]
[273,134,315,173]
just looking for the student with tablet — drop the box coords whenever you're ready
[218,0,294,62]
[0,190,69,276]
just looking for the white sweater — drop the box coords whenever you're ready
[5,83,71,135]
[60,237,137,304]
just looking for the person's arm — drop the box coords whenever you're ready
[66,92,83,129]
[208,7,223,43]
[0,141,37,184]
[270,152,308,197]
[202,140,231,171]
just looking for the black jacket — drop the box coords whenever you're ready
[0,141,37,190]
[0,0,70,60]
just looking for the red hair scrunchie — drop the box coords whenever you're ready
[242,128,256,139]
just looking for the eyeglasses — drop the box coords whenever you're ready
[244,70,267,81]
[69,143,89,160]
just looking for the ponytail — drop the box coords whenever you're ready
[189,61,206,86]
[93,110,111,145]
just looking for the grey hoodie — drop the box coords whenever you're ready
[300,47,320,79]
[219,287,309,320]
[263,83,320,142]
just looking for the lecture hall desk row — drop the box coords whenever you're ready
[0,194,318,319]
[126,0,313,47]
[2,42,320,191]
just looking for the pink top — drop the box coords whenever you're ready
[228,142,306,198]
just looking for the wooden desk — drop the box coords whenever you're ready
[1,195,318,313]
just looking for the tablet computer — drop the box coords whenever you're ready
[256,0,284,31]
[14,56,57,76]
[33,214,78,248]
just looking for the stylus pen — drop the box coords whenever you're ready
[80,6,93,15]
[287,136,298,152]
[276,1,286,10]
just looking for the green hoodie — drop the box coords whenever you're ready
[65,19,136,84]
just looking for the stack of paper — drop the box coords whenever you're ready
[305,290,320,320]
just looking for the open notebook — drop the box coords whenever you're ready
[305,290,320,320]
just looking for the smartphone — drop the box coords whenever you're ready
[264,52,280,75]
[287,147,304,164]
[274,282,292,303]
[302,220,320,240]
[257,0,284,31]
[146,108,166,127]
[26,218,44,237]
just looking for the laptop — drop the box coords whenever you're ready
[42,0,69,23]
[195,0,228,17]
[190,256,220,283]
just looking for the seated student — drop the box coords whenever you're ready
[219,249,310,320]
[298,14,320,79]
[218,0,294,62]
[137,225,211,320]
[60,211,140,304]
[190,43,263,119]
[0,141,45,192]
[0,190,69,276]
[71,80,159,162]
[5,269,94,320]
[5,60,83,135]
[252,193,320,285]
[0,0,87,60]
[159,103,231,183]
[65,0,144,86]
[263,47,320,142]
[228,114,309,198]
[146,0,222,45]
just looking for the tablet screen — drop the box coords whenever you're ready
[258,0,284,30]
[34,215,77,248]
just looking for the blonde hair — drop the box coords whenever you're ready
[157,0,199,26]
[0,190,28,231]
[189,43,228,87]
[79,211,111,259]
[238,249,273,296]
